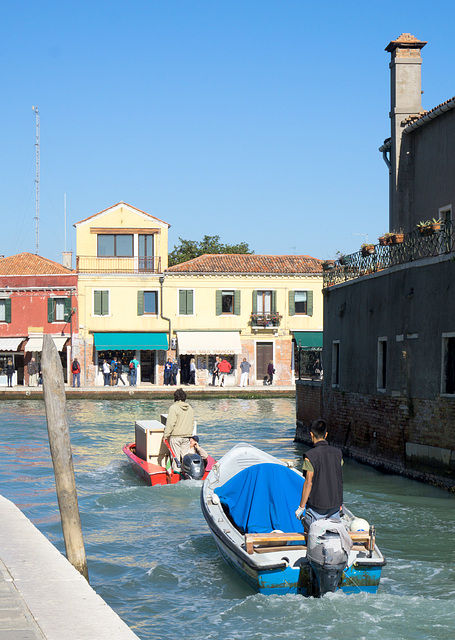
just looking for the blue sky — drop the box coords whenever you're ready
[3,0,455,264]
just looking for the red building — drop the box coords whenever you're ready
[0,253,78,386]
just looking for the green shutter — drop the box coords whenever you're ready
[271,290,277,313]
[101,291,109,316]
[289,291,295,316]
[187,290,194,315]
[94,291,101,316]
[234,290,241,315]
[137,291,144,316]
[216,290,222,316]
[252,290,258,313]
[179,290,187,314]
[5,298,11,323]
[307,291,313,316]
[48,298,55,323]
[64,297,72,322]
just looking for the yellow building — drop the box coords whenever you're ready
[165,254,323,386]
[75,202,171,385]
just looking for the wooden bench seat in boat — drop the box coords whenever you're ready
[244,529,375,555]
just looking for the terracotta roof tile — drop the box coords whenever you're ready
[166,254,323,275]
[403,96,455,131]
[0,252,75,276]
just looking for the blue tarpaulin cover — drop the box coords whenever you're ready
[215,463,305,534]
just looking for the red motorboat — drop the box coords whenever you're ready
[123,419,215,486]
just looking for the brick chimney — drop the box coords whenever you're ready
[385,33,427,232]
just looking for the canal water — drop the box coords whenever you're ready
[1,398,455,640]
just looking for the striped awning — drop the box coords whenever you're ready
[0,337,26,352]
[25,336,69,352]
[177,331,242,355]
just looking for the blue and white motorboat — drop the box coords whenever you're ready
[201,443,386,596]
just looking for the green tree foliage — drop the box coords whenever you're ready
[168,235,253,266]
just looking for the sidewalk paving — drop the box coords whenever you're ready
[0,496,140,640]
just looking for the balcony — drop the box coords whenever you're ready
[250,312,282,329]
[77,256,161,274]
[323,222,455,287]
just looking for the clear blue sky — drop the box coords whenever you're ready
[3,0,455,264]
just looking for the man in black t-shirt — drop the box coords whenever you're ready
[295,418,343,531]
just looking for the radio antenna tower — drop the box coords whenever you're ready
[32,106,40,254]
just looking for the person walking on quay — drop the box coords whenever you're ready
[171,358,179,386]
[189,358,196,385]
[164,358,173,385]
[115,358,126,385]
[218,358,232,387]
[267,361,275,385]
[211,356,220,386]
[295,418,343,532]
[27,357,38,387]
[71,358,81,388]
[110,358,117,386]
[163,388,195,471]
[129,356,139,386]
[103,359,110,386]
[6,358,14,387]
[239,357,251,387]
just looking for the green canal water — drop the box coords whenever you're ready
[1,398,454,640]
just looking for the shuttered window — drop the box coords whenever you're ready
[216,291,241,316]
[0,299,11,323]
[47,297,72,323]
[137,291,158,315]
[93,290,109,316]
[289,290,313,316]
[179,290,194,315]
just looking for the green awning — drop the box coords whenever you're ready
[293,331,323,350]
[93,332,168,351]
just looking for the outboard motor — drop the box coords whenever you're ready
[181,453,205,480]
[307,519,353,596]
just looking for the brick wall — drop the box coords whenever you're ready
[295,379,322,432]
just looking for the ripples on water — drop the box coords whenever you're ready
[1,398,455,640]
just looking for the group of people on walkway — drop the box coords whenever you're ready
[100,357,138,387]
[164,358,180,386]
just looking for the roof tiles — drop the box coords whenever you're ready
[166,254,323,275]
[0,253,75,276]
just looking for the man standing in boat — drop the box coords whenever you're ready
[295,418,343,531]
[163,388,195,471]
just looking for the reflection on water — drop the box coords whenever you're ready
[1,399,455,639]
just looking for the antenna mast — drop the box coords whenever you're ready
[32,106,40,254]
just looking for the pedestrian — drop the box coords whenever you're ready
[110,358,116,386]
[218,358,232,387]
[239,357,251,387]
[295,418,343,532]
[115,358,126,385]
[129,356,139,386]
[163,388,195,472]
[164,358,173,385]
[171,359,179,386]
[6,358,14,387]
[267,361,275,385]
[189,357,196,385]
[211,356,220,386]
[27,357,38,387]
[103,359,110,386]
[71,357,81,387]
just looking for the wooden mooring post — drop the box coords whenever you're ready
[41,334,89,581]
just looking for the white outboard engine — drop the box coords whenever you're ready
[307,519,353,596]
[181,453,205,480]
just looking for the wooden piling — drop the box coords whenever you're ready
[41,334,89,581]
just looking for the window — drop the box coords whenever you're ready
[377,338,387,391]
[0,299,11,323]
[139,234,155,271]
[256,290,273,314]
[289,290,313,316]
[93,290,109,316]
[442,333,455,395]
[97,234,133,257]
[137,291,158,315]
[332,341,340,387]
[216,290,240,316]
[48,297,71,323]
[179,289,194,315]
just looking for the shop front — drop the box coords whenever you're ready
[24,334,69,384]
[293,331,323,379]
[0,338,26,386]
[176,331,242,386]
[93,332,168,386]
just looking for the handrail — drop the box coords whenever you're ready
[76,255,162,274]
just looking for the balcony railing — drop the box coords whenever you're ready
[77,256,162,274]
[323,222,455,287]
[250,312,282,328]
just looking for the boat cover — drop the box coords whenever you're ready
[215,463,305,534]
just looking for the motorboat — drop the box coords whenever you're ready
[201,443,386,596]
[123,417,215,486]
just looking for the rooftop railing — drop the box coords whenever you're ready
[77,256,162,274]
[323,222,454,287]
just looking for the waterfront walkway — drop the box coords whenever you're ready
[0,495,140,640]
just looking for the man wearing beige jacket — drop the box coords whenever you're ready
[164,388,195,471]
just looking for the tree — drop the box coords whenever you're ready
[168,235,253,266]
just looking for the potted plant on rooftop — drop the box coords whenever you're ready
[361,243,376,257]
[417,218,443,235]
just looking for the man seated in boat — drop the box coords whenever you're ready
[163,388,195,471]
[295,418,343,531]
[188,435,208,460]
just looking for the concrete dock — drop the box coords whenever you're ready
[0,495,140,640]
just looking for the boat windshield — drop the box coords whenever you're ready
[215,463,305,534]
